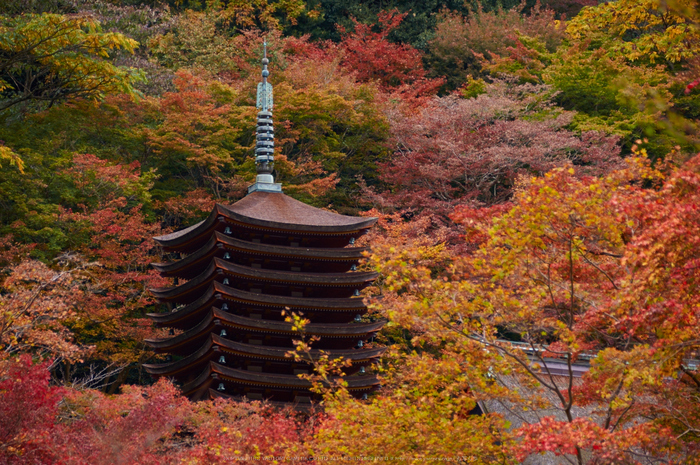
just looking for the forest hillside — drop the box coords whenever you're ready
[1,0,699,463]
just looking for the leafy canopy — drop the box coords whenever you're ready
[0,13,140,112]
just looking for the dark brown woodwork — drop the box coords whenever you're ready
[145,191,382,405]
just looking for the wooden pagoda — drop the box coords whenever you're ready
[143,43,384,404]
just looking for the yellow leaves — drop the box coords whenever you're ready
[0,146,24,173]
[566,0,700,65]
[0,13,140,111]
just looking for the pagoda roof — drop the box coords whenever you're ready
[143,334,385,378]
[212,307,385,338]
[154,192,377,250]
[182,361,380,395]
[212,362,380,390]
[143,336,216,377]
[211,334,385,363]
[215,281,368,311]
[213,258,376,286]
[152,232,368,278]
[146,308,385,353]
[147,282,368,329]
[145,311,216,354]
[147,285,217,329]
[150,259,377,303]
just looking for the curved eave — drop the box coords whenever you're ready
[146,281,369,329]
[212,334,386,363]
[147,286,216,327]
[145,312,215,353]
[146,309,385,357]
[152,234,218,277]
[151,232,369,278]
[154,195,378,252]
[143,336,384,378]
[219,193,378,233]
[212,362,380,390]
[153,207,221,250]
[214,232,368,260]
[183,363,220,396]
[150,260,376,303]
[143,338,214,377]
[150,260,217,302]
[214,258,377,287]
[216,282,367,311]
[213,307,385,337]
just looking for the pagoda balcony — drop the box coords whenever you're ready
[148,282,369,330]
[154,194,377,253]
[144,334,385,380]
[181,361,380,401]
[146,308,384,355]
[152,232,369,279]
[150,258,377,304]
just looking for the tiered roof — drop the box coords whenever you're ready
[144,42,384,405]
[144,195,384,403]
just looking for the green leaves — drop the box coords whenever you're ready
[567,0,700,66]
[0,13,140,112]
[0,146,23,173]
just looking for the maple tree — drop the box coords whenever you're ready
[210,0,309,31]
[458,0,700,160]
[363,80,622,249]
[148,10,262,77]
[566,0,700,67]
[539,0,596,19]
[0,146,23,173]
[363,149,700,464]
[0,356,312,464]
[310,346,513,463]
[1,257,92,364]
[550,0,700,157]
[0,355,64,464]
[427,2,565,91]
[338,9,442,98]
[0,151,166,390]
[0,13,140,113]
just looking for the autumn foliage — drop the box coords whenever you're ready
[363,151,700,463]
[0,0,699,463]
[0,356,311,464]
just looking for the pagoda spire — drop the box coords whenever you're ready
[249,40,282,194]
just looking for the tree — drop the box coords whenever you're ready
[543,0,700,158]
[566,0,700,67]
[0,257,93,364]
[0,13,140,113]
[0,355,312,464]
[543,43,679,157]
[0,355,64,465]
[311,342,513,463]
[283,0,473,48]
[338,9,442,97]
[0,146,23,173]
[0,150,166,388]
[365,150,700,463]
[211,0,308,31]
[363,80,622,244]
[427,2,565,92]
